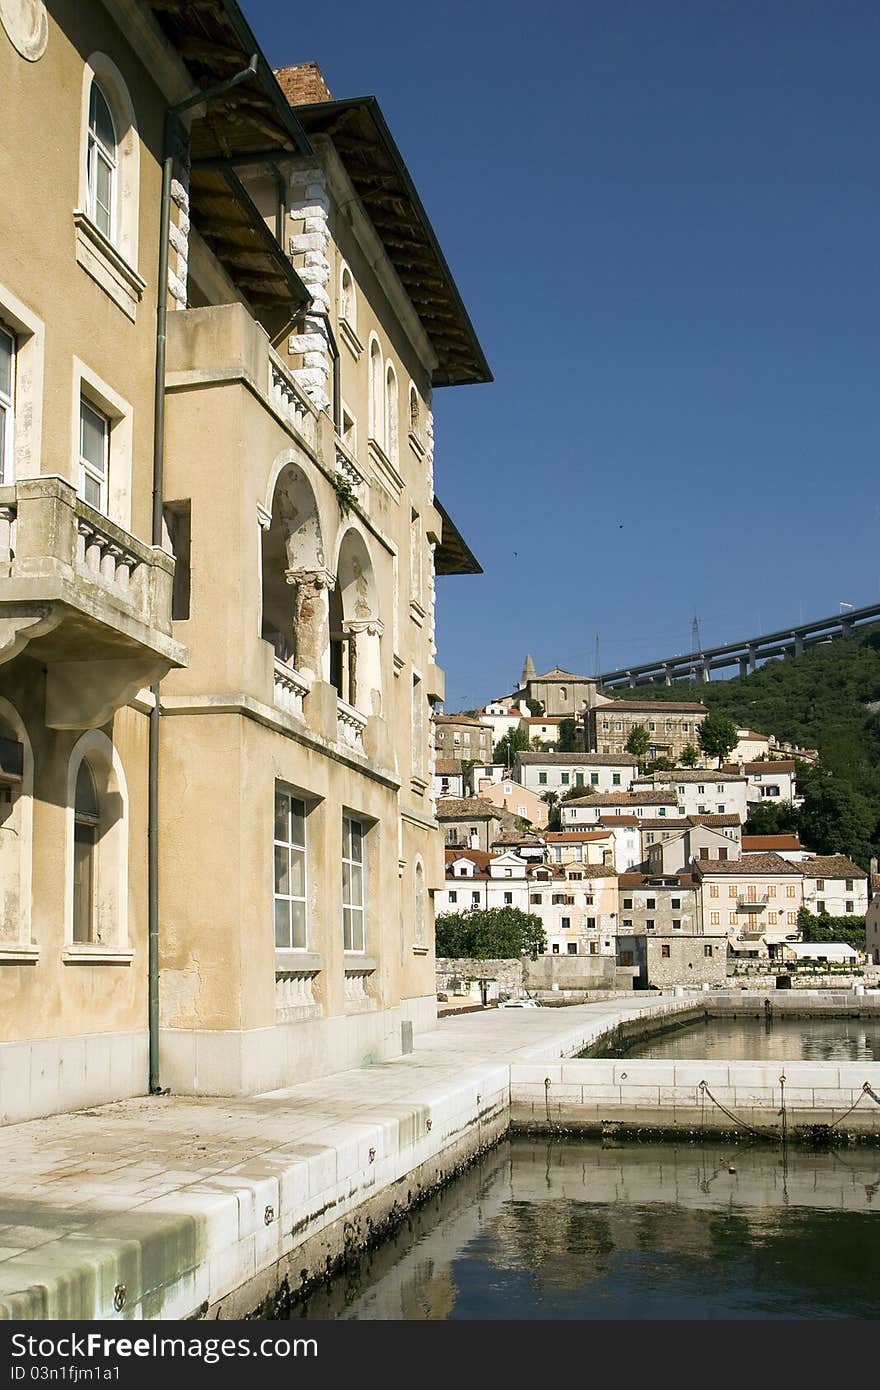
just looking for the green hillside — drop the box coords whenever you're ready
[606,623,880,865]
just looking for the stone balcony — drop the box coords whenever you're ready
[0,477,186,728]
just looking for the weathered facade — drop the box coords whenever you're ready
[0,3,489,1119]
[586,700,708,761]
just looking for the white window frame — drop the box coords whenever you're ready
[79,396,110,513]
[274,789,308,951]
[0,323,15,485]
[71,359,132,528]
[0,283,44,488]
[87,80,117,242]
[342,813,366,953]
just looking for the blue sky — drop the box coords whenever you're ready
[249,0,880,711]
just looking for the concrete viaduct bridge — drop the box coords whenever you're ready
[597,601,880,691]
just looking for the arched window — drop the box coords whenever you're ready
[385,362,399,465]
[368,336,383,446]
[339,264,355,331]
[73,762,100,943]
[409,383,419,437]
[87,82,117,241]
[414,858,426,947]
[66,732,129,950]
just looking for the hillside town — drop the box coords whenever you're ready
[433,656,877,993]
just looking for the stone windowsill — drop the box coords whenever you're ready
[409,598,426,627]
[408,430,425,460]
[393,652,406,677]
[73,212,146,322]
[410,774,429,796]
[62,944,135,966]
[412,944,430,956]
[274,949,322,974]
[0,944,39,964]
[338,317,363,359]
[343,953,377,973]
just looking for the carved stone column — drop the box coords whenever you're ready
[342,618,384,716]
[286,567,335,682]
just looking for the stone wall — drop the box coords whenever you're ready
[436,958,525,999]
[524,954,618,991]
[645,936,729,987]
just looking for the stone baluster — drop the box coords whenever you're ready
[342,617,384,717]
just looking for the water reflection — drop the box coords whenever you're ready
[607,1016,880,1063]
[290,1138,880,1320]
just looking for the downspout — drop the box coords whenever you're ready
[148,56,260,1095]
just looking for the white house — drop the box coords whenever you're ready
[433,758,465,799]
[594,818,643,872]
[799,855,868,918]
[723,760,800,809]
[561,790,684,827]
[634,770,749,822]
[477,701,528,747]
[514,752,638,797]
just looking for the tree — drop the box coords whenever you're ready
[646,756,675,773]
[679,744,699,768]
[541,789,560,831]
[494,726,530,767]
[697,713,739,768]
[744,800,800,837]
[625,724,650,767]
[795,762,874,868]
[557,718,580,752]
[526,698,544,717]
[434,907,546,960]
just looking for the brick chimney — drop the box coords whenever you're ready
[273,62,333,106]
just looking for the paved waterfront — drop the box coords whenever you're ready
[0,996,674,1319]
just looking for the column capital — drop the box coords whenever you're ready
[285,566,336,590]
[343,618,384,638]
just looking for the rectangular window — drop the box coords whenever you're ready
[342,813,366,952]
[448,890,458,903]
[622,918,632,928]
[661,944,670,958]
[786,885,796,899]
[846,900,854,914]
[567,942,578,954]
[768,912,777,925]
[729,884,737,898]
[411,674,425,778]
[717,848,728,861]
[816,879,825,891]
[410,509,422,605]
[561,772,569,785]
[164,500,191,621]
[646,919,655,930]
[729,911,737,924]
[672,919,681,930]
[561,916,570,930]
[623,897,633,909]
[671,898,681,909]
[646,898,656,909]
[79,397,109,512]
[704,944,713,957]
[472,890,479,905]
[274,791,308,949]
[717,804,725,813]
[846,879,854,892]
[0,324,14,484]
[612,773,621,786]
[552,943,560,954]
[539,772,547,785]
[788,912,796,925]
[658,807,666,818]
[710,911,720,925]
[530,893,543,905]
[504,891,513,905]
[587,916,596,929]
[710,884,719,898]
[590,773,598,785]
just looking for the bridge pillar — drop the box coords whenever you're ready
[627,673,635,689]
[794,631,804,657]
[700,658,710,683]
[842,618,853,636]
[663,664,673,687]
[747,644,757,674]
[739,656,749,678]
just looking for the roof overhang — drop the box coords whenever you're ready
[433,498,482,576]
[293,97,492,388]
